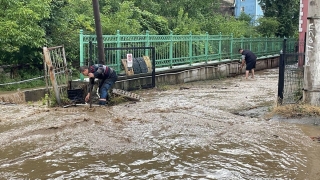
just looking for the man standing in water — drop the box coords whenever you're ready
[239,48,257,79]
[80,64,118,105]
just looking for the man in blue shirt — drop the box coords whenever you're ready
[239,48,257,79]
[80,64,118,105]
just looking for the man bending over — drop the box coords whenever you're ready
[80,64,118,105]
[239,48,257,79]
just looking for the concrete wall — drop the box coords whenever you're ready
[115,56,278,89]
[7,56,278,103]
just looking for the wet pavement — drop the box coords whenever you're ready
[0,68,319,179]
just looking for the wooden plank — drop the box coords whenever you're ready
[121,59,134,76]
[143,56,152,73]
[43,47,61,105]
[112,89,140,101]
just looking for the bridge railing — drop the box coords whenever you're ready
[80,30,296,74]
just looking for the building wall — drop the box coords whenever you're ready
[298,0,308,52]
[220,0,235,16]
[234,0,263,23]
[297,0,308,67]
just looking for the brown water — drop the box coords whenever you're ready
[0,69,319,179]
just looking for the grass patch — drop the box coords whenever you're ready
[268,104,320,118]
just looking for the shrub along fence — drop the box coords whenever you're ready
[79,30,297,75]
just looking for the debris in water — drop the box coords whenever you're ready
[310,136,320,142]
[179,87,190,90]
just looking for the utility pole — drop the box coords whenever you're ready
[304,0,320,105]
[92,0,105,64]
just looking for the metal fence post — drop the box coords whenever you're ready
[278,49,284,105]
[241,35,244,49]
[264,36,267,55]
[170,31,173,68]
[278,38,287,105]
[257,35,261,55]
[249,35,252,50]
[145,30,150,56]
[205,32,209,63]
[79,29,84,80]
[219,32,222,61]
[283,37,287,54]
[89,41,93,66]
[189,31,193,65]
[116,30,121,72]
[230,33,233,60]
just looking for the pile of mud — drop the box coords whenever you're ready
[0,91,25,104]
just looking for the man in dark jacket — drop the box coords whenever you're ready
[80,64,118,105]
[239,48,257,79]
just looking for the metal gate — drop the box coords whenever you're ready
[43,46,71,105]
[278,38,305,105]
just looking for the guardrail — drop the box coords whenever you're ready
[80,30,297,74]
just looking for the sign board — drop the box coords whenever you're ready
[127,54,133,68]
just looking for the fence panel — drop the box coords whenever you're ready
[80,30,293,76]
[278,38,305,105]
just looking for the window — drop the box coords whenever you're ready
[241,7,245,12]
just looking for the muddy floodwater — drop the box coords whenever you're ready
[0,69,319,179]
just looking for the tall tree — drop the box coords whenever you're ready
[153,0,220,30]
[0,0,51,64]
[41,0,95,65]
[256,17,280,37]
[258,0,300,37]
[238,12,253,25]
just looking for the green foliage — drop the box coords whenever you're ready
[47,89,71,107]
[0,0,282,88]
[154,0,220,19]
[238,12,253,25]
[256,17,280,37]
[135,9,170,35]
[0,67,45,91]
[173,8,201,35]
[205,14,258,38]
[43,0,94,63]
[101,1,142,34]
[258,0,300,37]
[0,0,51,64]
[41,93,49,106]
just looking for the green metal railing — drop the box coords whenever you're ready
[79,29,296,76]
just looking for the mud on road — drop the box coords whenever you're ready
[0,68,319,179]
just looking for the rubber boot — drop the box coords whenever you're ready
[99,100,107,106]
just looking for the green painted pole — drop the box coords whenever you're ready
[116,30,121,72]
[80,29,84,80]
[219,32,222,61]
[145,30,150,56]
[230,33,233,60]
[258,35,261,56]
[169,31,173,68]
[271,37,275,53]
[205,32,208,63]
[189,31,193,65]
[249,35,252,50]
[241,35,244,49]
[265,36,268,54]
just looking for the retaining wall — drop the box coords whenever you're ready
[1,56,279,103]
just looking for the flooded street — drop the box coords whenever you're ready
[0,68,319,179]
